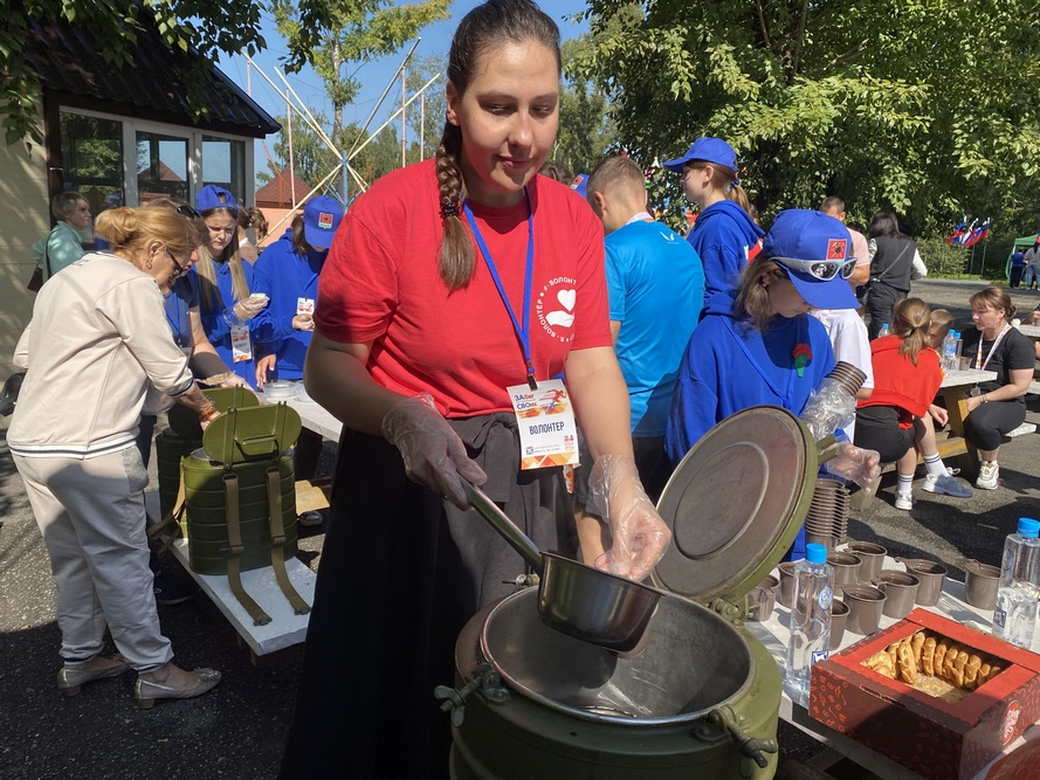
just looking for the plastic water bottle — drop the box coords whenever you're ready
[993,518,1040,650]
[878,322,890,338]
[784,543,833,707]
[952,330,963,369]
[941,331,957,371]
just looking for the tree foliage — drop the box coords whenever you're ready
[554,37,617,177]
[572,0,1040,236]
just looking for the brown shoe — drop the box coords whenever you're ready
[56,654,129,696]
[134,661,221,709]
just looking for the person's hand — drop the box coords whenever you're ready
[588,454,671,582]
[256,354,277,389]
[233,294,268,321]
[292,314,315,331]
[198,405,220,431]
[380,393,487,509]
[928,404,948,427]
[220,374,246,388]
[965,395,984,414]
[823,442,881,490]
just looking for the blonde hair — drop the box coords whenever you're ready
[686,160,752,214]
[734,259,788,331]
[926,308,954,350]
[95,206,198,260]
[195,207,249,312]
[892,298,931,365]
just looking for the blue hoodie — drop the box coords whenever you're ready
[251,230,325,380]
[193,259,259,387]
[687,200,764,307]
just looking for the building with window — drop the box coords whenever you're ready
[0,17,279,376]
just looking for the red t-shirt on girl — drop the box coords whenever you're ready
[857,335,943,427]
[315,159,612,418]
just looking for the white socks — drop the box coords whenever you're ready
[923,452,947,477]
[897,473,914,498]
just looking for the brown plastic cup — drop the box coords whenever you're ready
[827,552,863,594]
[777,562,797,608]
[805,531,835,552]
[898,557,947,606]
[847,540,887,581]
[873,571,921,619]
[843,584,887,634]
[964,560,1000,610]
[830,599,849,650]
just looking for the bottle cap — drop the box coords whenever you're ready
[1018,518,1040,538]
[806,543,827,564]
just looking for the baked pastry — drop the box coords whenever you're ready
[943,647,961,681]
[933,640,949,676]
[952,650,968,688]
[887,643,900,668]
[986,664,1002,684]
[921,637,937,675]
[911,631,925,666]
[964,655,982,689]
[897,641,918,684]
[864,651,896,679]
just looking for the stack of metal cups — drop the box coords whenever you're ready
[804,476,850,551]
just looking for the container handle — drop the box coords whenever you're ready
[708,706,777,769]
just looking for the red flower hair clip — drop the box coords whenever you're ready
[792,343,813,378]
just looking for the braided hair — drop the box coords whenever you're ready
[435,0,560,289]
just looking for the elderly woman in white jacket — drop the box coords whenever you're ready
[9,206,223,708]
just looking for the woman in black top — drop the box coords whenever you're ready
[864,211,926,339]
[961,287,1035,489]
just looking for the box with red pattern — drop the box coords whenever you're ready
[809,608,1040,779]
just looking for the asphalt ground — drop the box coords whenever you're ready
[1,278,1038,779]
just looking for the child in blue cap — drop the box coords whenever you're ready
[666,209,880,559]
[192,184,267,386]
[663,137,763,307]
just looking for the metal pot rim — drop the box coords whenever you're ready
[478,587,756,727]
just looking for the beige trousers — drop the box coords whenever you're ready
[13,447,173,670]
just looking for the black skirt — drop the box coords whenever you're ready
[279,413,575,779]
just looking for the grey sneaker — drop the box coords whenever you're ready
[976,461,999,490]
[923,473,973,498]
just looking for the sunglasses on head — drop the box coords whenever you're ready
[165,248,188,278]
[176,205,202,219]
[772,256,857,281]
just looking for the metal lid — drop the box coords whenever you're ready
[167,386,260,440]
[652,406,818,605]
[202,403,301,465]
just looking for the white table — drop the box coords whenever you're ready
[747,554,1040,778]
[256,383,343,441]
[939,368,997,389]
[1016,323,1040,340]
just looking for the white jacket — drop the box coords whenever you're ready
[9,252,193,459]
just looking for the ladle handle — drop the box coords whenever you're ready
[465,483,544,574]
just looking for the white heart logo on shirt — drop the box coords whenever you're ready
[556,289,576,312]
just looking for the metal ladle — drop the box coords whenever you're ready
[466,483,664,654]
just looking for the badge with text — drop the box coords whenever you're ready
[230,324,252,363]
[296,297,315,316]
[508,379,579,470]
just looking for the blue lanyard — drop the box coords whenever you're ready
[463,190,538,390]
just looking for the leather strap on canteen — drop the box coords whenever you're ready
[223,471,272,626]
[265,466,311,615]
[147,473,186,555]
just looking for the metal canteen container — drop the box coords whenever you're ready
[443,407,831,779]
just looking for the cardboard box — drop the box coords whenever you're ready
[809,608,1040,779]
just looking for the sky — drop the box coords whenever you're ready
[216,0,591,183]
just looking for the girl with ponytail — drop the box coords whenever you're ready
[282,2,670,776]
[854,299,973,510]
[663,136,763,307]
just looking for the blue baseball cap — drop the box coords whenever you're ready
[763,209,858,310]
[195,184,238,213]
[303,195,344,250]
[570,173,589,198]
[663,137,738,173]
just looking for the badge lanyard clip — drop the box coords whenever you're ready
[463,190,538,390]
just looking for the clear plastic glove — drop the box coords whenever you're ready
[233,294,268,321]
[380,393,487,509]
[823,442,881,490]
[588,454,671,582]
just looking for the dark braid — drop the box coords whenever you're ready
[435,0,560,289]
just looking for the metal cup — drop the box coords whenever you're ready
[964,560,1000,610]
[847,540,888,581]
[897,557,947,606]
[830,599,849,650]
[842,584,888,634]
[827,552,863,595]
[777,562,797,608]
[747,577,778,622]
[873,571,921,619]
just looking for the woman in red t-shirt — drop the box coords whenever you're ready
[279,2,670,777]
[854,298,969,510]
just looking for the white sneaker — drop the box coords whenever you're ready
[895,493,913,511]
[976,461,999,490]
[923,473,974,498]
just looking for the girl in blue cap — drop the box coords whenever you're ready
[663,136,763,307]
[192,185,267,386]
[666,209,880,557]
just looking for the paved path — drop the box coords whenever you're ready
[1,278,1036,778]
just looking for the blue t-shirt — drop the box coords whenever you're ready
[163,274,198,349]
[251,231,325,381]
[1012,252,1026,267]
[193,259,259,387]
[605,220,705,436]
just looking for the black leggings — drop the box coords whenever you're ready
[865,283,906,340]
[964,400,1026,451]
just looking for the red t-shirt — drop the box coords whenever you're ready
[316,159,612,417]
[857,335,943,426]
